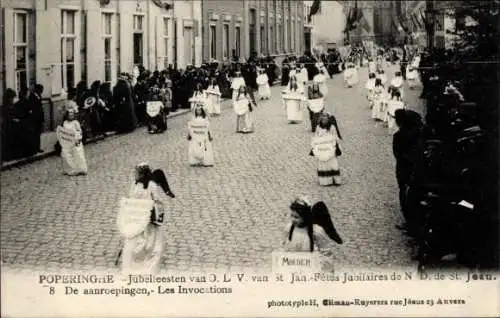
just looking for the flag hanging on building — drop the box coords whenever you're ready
[344,7,353,32]
[419,9,431,32]
[349,0,360,31]
[412,12,421,30]
[308,0,321,23]
[359,14,371,33]
[397,10,409,33]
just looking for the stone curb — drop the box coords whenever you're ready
[1,108,193,171]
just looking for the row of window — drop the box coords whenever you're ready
[9,7,303,93]
[11,10,173,93]
[209,24,241,60]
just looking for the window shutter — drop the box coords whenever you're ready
[4,8,15,90]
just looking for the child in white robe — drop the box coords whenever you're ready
[406,65,418,89]
[371,78,387,121]
[283,197,343,272]
[386,90,405,134]
[389,71,405,101]
[233,84,254,133]
[297,64,309,93]
[205,78,221,115]
[376,69,387,86]
[313,68,328,97]
[311,114,342,186]
[189,83,207,115]
[368,59,377,75]
[58,109,88,176]
[344,63,359,87]
[120,163,175,274]
[187,106,214,166]
[365,73,377,109]
[282,76,305,123]
[256,68,271,100]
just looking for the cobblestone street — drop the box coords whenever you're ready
[1,65,423,272]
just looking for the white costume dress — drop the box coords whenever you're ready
[256,73,271,100]
[311,127,341,186]
[376,73,388,86]
[58,120,88,176]
[121,181,167,274]
[344,67,359,87]
[188,117,214,166]
[406,65,419,88]
[297,69,309,92]
[313,73,328,97]
[390,77,405,100]
[205,85,221,115]
[282,89,305,123]
[233,94,254,133]
[365,78,376,108]
[387,99,405,134]
[189,91,208,115]
[283,223,337,272]
[368,61,376,74]
[371,86,387,121]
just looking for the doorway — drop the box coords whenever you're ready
[305,31,311,52]
[249,9,256,56]
[133,33,143,66]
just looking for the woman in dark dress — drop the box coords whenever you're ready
[2,89,19,161]
[281,56,291,86]
[113,75,138,133]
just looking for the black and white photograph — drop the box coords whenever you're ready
[0,0,499,316]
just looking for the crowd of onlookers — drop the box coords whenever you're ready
[391,46,498,269]
[2,51,339,163]
[1,85,46,161]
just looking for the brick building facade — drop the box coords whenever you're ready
[201,0,305,62]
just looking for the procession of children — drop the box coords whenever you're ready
[54,50,418,275]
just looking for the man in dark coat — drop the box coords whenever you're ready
[243,55,258,105]
[393,109,424,232]
[28,84,45,153]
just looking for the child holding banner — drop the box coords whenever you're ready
[57,109,88,176]
[386,90,406,134]
[187,105,214,166]
[233,85,254,133]
[146,85,167,134]
[310,115,342,186]
[256,68,271,100]
[205,78,221,116]
[189,83,207,115]
[282,197,343,272]
[365,72,377,109]
[307,83,325,133]
[118,163,175,274]
[282,77,305,124]
[313,65,328,97]
[371,78,387,122]
[343,62,359,88]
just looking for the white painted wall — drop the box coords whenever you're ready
[173,0,202,69]
[304,0,345,47]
